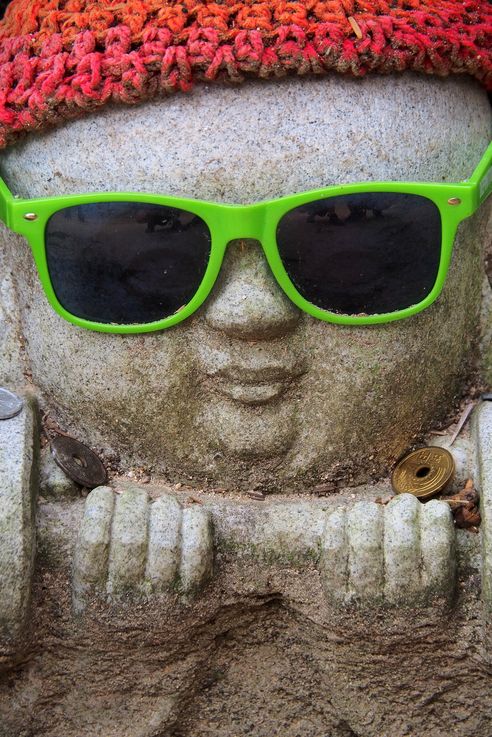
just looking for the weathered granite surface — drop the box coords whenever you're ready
[473,401,492,660]
[0,74,491,490]
[39,445,80,499]
[0,395,491,736]
[321,493,456,608]
[0,395,37,671]
[0,238,23,388]
[73,485,213,613]
[0,72,491,736]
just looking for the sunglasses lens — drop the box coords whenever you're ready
[276,193,442,316]
[45,202,211,324]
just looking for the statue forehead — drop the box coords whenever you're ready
[2,74,491,203]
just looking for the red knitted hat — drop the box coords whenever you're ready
[0,0,491,149]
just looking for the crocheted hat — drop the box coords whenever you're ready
[0,0,491,149]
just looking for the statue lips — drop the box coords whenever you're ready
[204,365,304,406]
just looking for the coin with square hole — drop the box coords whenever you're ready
[0,388,24,420]
[50,436,107,488]
[391,446,455,500]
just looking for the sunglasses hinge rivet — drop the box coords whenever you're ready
[23,213,38,221]
[448,197,462,206]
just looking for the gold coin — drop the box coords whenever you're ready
[391,447,455,500]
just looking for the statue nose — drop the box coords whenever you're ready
[203,240,300,340]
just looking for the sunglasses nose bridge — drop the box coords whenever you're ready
[219,203,266,244]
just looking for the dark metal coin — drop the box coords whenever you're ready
[391,446,455,500]
[0,388,24,420]
[50,436,107,488]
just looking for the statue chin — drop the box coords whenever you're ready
[0,73,491,490]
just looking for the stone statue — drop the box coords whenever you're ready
[1,74,491,491]
[0,1,491,735]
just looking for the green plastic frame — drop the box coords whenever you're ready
[1,140,491,334]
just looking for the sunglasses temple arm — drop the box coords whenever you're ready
[468,141,492,207]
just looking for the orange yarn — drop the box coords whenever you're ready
[0,0,490,147]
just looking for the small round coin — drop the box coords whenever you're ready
[391,446,455,500]
[0,388,24,420]
[50,436,108,488]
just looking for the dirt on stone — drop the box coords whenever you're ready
[0,507,491,737]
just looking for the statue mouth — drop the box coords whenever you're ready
[204,366,302,405]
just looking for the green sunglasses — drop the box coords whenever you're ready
[1,141,491,334]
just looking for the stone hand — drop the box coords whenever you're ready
[72,486,214,614]
[320,493,456,608]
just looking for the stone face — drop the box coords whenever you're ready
[0,394,37,667]
[0,75,491,490]
[0,73,492,736]
[0,67,492,737]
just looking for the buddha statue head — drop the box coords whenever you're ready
[0,0,491,492]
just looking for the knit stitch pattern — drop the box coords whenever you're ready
[0,0,491,148]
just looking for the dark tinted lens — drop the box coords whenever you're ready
[276,193,442,316]
[45,202,211,324]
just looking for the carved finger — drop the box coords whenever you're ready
[107,487,148,596]
[383,494,421,606]
[146,495,182,592]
